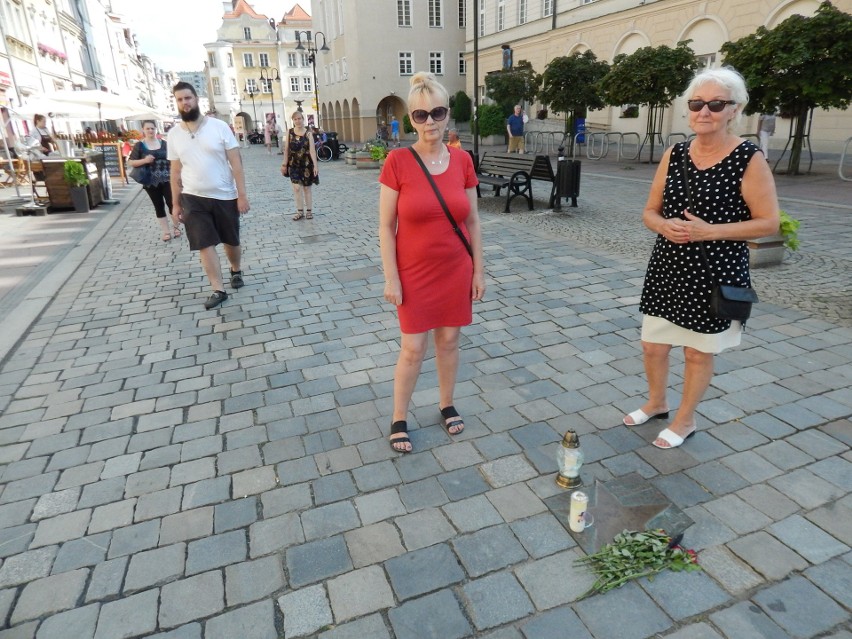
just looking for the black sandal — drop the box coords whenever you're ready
[389,420,412,453]
[440,406,465,435]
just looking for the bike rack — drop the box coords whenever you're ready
[619,132,642,161]
[839,136,852,182]
[585,131,608,160]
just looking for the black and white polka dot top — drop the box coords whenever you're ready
[639,140,758,334]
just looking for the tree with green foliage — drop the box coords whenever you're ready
[452,91,472,123]
[476,103,507,139]
[484,60,541,114]
[538,51,610,156]
[721,1,852,175]
[402,114,415,134]
[599,41,698,162]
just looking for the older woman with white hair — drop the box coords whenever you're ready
[623,67,780,449]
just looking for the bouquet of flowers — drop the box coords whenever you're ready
[575,529,700,599]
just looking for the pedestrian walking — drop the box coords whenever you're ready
[506,104,525,153]
[447,128,462,149]
[378,71,485,454]
[264,114,278,155]
[168,81,250,310]
[390,116,400,147]
[625,67,779,448]
[757,112,776,161]
[281,111,319,221]
[127,120,178,242]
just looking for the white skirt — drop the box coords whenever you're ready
[641,314,742,354]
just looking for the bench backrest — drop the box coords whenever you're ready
[529,155,555,181]
[479,152,554,181]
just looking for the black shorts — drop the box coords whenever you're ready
[181,193,240,251]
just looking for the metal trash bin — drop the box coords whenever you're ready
[550,151,581,209]
[325,132,341,160]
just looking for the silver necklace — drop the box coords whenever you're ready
[429,146,446,166]
[186,117,205,139]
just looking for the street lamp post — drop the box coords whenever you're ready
[294,30,328,129]
[259,67,281,129]
[244,85,259,131]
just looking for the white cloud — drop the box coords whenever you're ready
[115,0,311,73]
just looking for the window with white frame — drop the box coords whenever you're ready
[497,0,505,31]
[243,27,251,39]
[259,53,269,67]
[337,0,344,33]
[479,4,485,36]
[582,0,597,4]
[212,77,221,95]
[458,0,466,28]
[430,51,443,75]
[301,53,310,67]
[397,0,411,27]
[303,76,312,92]
[230,78,237,96]
[208,52,217,68]
[290,77,300,92]
[246,78,258,93]
[324,64,330,85]
[519,0,527,24]
[429,0,442,27]
[261,78,273,93]
[342,57,348,80]
[227,53,233,67]
[336,60,342,82]
[399,51,413,75]
[459,52,466,75]
[243,53,254,67]
[695,53,716,69]
[287,52,297,67]
[543,0,553,16]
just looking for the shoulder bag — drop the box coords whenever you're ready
[408,148,473,257]
[129,142,153,186]
[681,142,758,322]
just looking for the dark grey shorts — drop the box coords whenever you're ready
[181,194,240,251]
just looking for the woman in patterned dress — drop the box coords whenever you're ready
[281,111,318,220]
[128,120,177,242]
[624,67,780,449]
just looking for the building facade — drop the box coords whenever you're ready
[468,0,852,154]
[312,0,468,142]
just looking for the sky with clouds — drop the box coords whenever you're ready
[113,0,311,73]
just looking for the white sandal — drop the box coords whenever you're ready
[652,427,696,449]
[623,408,669,426]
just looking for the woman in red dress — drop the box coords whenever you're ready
[379,72,486,453]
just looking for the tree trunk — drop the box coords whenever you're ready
[787,106,809,176]
[565,112,574,157]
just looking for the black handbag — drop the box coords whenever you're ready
[682,142,758,322]
[408,148,473,257]
[129,164,152,186]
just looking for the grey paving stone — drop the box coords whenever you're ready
[442,494,505,533]
[480,454,538,488]
[351,461,401,493]
[301,500,360,540]
[353,488,406,525]
[437,466,492,501]
[52,532,111,574]
[805,557,852,608]
[249,512,304,558]
[214,496,258,533]
[93,588,159,639]
[159,571,224,629]
[0,546,56,587]
[344,521,405,568]
[399,476,449,511]
[736,483,800,520]
[0,500,35,531]
[185,530,246,575]
[574,582,672,639]
[696,545,764,595]
[124,468,171,498]
[30,509,91,548]
[326,564,394,622]
[231,466,277,498]
[701,494,773,535]
[204,599,278,639]
[453,524,528,578]
[459,571,535,631]
[286,535,352,588]
[685,461,750,496]
[312,472,358,505]
[78,477,126,509]
[727,531,809,581]
[31,488,80,521]
[708,600,790,639]
[85,557,128,603]
[769,514,849,564]
[486,484,548,522]
[769,468,844,509]
[515,548,597,609]
[216,445,263,475]
[107,519,160,559]
[680,505,738,551]
[123,543,186,592]
[640,568,731,620]
[0,620,37,638]
[181,476,231,509]
[396,507,456,551]
[384,543,465,601]
[159,507,213,545]
[655,622,724,639]
[394,452,444,483]
[224,555,285,606]
[134,487,183,522]
[147,624,202,639]
[519,605,593,639]
[317,613,390,639]
[753,575,848,637]
[433,441,485,471]
[10,568,88,624]
[388,589,473,639]
[0,472,57,504]
[510,512,576,558]
[810,456,852,491]
[278,584,333,638]
[754,440,815,471]
[88,499,136,534]
[260,484,312,518]
[275,456,320,486]
[32,603,99,639]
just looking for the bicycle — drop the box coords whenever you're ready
[315,140,333,162]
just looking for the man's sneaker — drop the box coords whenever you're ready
[204,290,228,309]
[230,270,244,289]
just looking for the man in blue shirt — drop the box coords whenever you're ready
[390,116,400,147]
[506,105,525,153]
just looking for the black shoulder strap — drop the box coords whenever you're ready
[408,147,473,257]
[681,141,718,284]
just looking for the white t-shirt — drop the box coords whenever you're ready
[167,117,240,200]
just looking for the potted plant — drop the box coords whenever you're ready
[344,146,357,165]
[63,160,90,212]
[749,209,800,267]
[370,141,389,169]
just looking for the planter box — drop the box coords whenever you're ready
[748,234,786,267]
[344,150,357,165]
[69,186,91,212]
[355,152,379,169]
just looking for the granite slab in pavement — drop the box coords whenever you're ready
[0,144,849,638]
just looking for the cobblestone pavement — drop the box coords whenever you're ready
[0,146,850,639]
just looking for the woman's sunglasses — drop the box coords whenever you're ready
[411,106,449,124]
[687,100,736,113]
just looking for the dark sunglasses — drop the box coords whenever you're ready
[687,99,736,113]
[411,106,449,124]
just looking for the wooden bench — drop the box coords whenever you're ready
[476,153,555,212]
